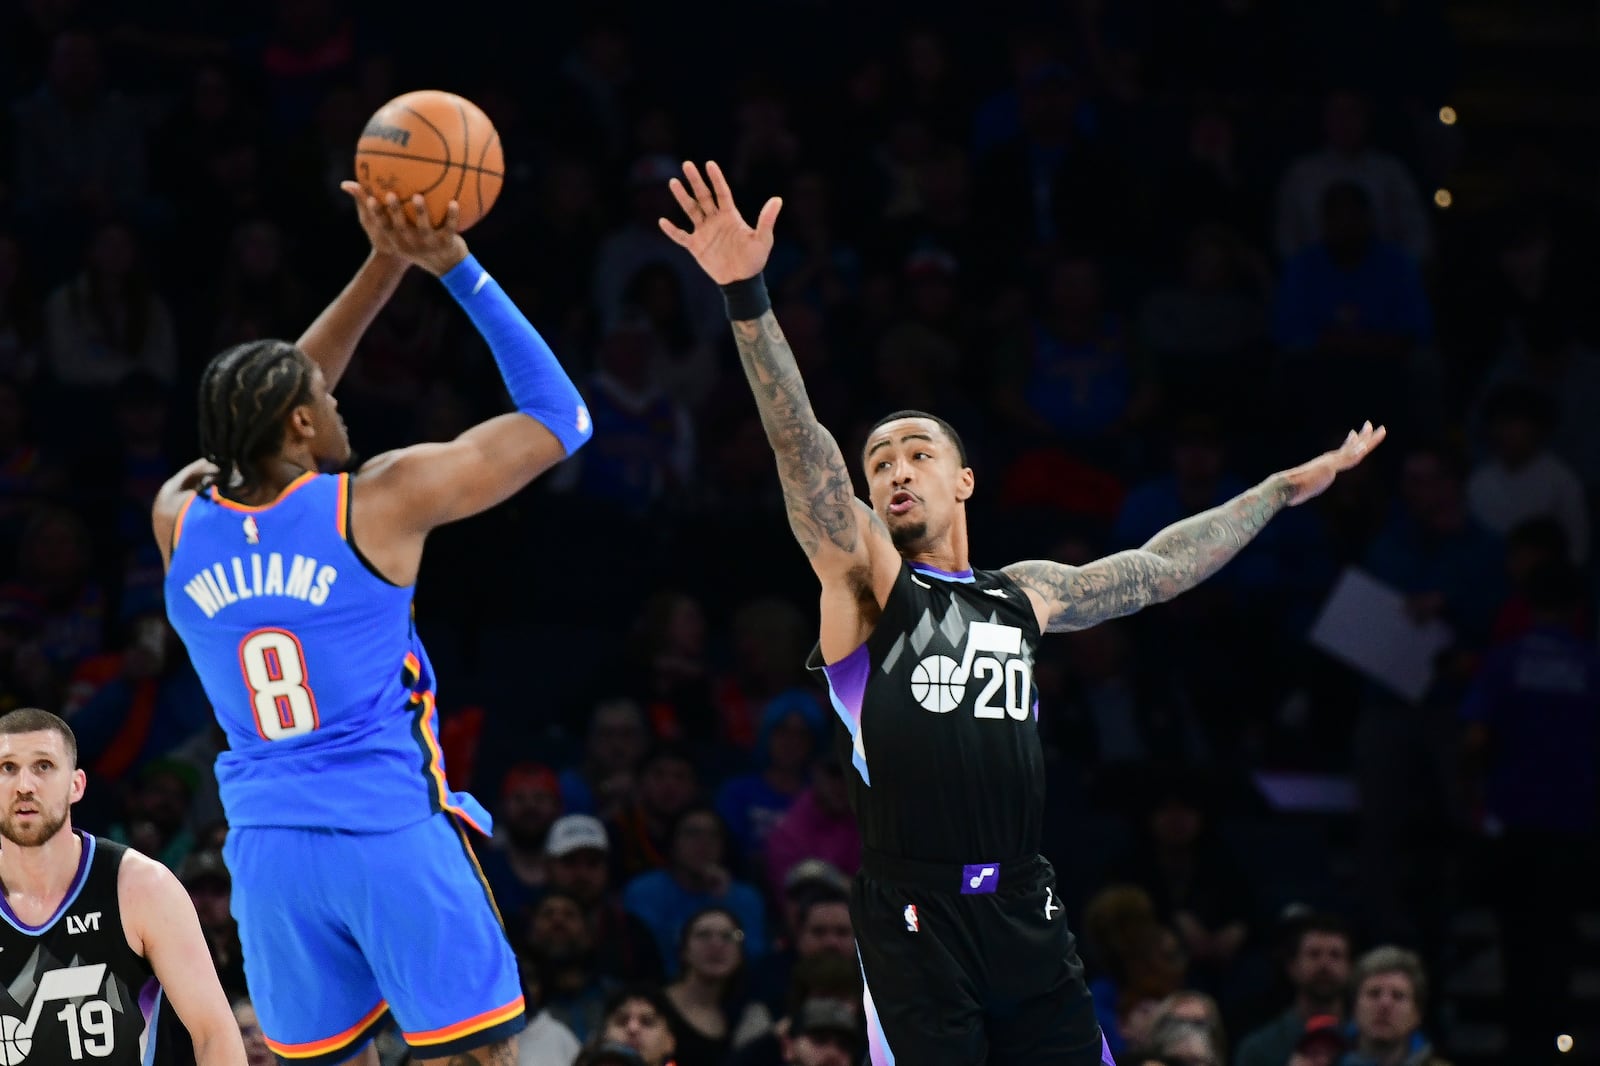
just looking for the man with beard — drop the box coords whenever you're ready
[479,762,564,920]
[665,159,1384,1065]
[0,708,246,1064]
[1235,912,1353,1066]
[522,890,618,1044]
[546,814,663,982]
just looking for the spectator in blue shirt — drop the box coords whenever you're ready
[624,806,768,977]
[714,689,825,865]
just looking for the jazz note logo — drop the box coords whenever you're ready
[961,864,998,895]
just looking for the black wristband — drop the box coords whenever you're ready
[721,273,771,321]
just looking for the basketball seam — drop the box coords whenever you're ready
[474,132,497,222]
[452,99,470,214]
[350,147,503,177]
[394,104,453,197]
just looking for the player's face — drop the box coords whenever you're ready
[604,999,676,1064]
[863,418,972,553]
[0,731,84,847]
[303,364,351,467]
[795,901,854,958]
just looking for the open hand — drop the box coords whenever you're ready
[658,160,782,285]
[1283,421,1387,505]
[340,181,468,278]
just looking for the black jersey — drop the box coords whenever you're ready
[811,560,1044,865]
[0,834,160,1065]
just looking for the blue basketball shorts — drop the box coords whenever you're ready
[224,813,525,1065]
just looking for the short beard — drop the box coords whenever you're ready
[889,520,927,551]
[0,807,69,848]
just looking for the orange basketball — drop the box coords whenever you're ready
[354,90,503,231]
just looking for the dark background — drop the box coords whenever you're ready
[1,0,1598,1063]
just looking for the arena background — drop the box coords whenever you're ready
[1,1,1597,1063]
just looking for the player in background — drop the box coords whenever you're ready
[0,708,246,1066]
[154,187,591,1065]
[662,160,1384,1065]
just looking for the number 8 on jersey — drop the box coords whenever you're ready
[239,628,320,740]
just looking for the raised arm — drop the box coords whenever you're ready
[349,194,592,583]
[294,182,439,389]
[660,161,891,584]
[1005,423,1386,632]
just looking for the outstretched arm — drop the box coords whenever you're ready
[730,309,874,563]
[1005,423,1385,632]
[662,161,888,579]
[292,181,423,389]
[355,194,592,534]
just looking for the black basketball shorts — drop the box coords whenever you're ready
[851,852,1115,1066]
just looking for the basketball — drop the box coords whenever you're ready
[354,90,503,231]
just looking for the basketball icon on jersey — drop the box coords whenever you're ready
[243,516,260,545]
[903,904,919,933]
[909,655,964,713]
[909,620,1030,717]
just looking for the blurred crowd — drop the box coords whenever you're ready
[2,1,1597,1064]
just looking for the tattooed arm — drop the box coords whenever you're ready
[1005,423,1387,633]
[730,311,881,565]
[1004,475,1295,631]
[660,161,896,580]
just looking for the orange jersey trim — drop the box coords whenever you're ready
[450,813,506,929]
[265,1001,388,1057]
[209,470,318,513]
[170,491,198,550]
[336,472,350,538]
[415,690,488,837]
[403,995,525,1045]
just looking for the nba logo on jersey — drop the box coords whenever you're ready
[904,904,919,933]
[243,515,260,544]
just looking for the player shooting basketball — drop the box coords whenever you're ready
[662,159,1384,1066]
[154,184,591,1065]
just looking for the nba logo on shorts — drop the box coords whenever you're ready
[904,904,919,933]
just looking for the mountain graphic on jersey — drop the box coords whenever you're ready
[812,563,1047,864]
[0,943,144,1065]
[880,596,1036,719]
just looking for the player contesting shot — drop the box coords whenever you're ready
[153,186,592,1066]
[0,709,246,1066]
[661,160,1385,1066]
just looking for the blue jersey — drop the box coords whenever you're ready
[163,471,491,835]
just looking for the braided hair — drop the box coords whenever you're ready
[197,340,314,499]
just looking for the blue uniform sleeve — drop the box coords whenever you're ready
[439,255,593,456]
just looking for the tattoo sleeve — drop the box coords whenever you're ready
[731,311,860,559]
[1004,474,1295,632]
